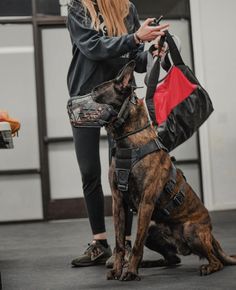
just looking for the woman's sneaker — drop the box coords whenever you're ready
[71,240,112,267]
[105,240,132,268]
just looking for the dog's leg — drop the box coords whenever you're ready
[142,223,181,267]
[120,154,171,281]
[107,188,126,280]
[121,187,166,280]
[189,227,224,275]
[120,197,154,280]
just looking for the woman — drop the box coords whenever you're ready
[67,0,169,267]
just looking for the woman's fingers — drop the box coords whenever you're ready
[136,19,169,42]
[150,23,169,32]
[152,42,168,57]
[142,17,156,26]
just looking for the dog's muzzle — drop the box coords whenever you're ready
[67,93,117,128]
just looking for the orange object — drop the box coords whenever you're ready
[0,110,20,136]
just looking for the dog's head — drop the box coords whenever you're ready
[92,61,136,110]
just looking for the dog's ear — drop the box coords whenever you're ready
[115,61,136,88]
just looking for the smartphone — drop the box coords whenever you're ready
[149,15,164,26]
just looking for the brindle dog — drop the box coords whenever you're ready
[93,61,236,281]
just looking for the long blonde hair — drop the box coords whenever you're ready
[81,0,129,36]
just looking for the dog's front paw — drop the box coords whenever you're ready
[120,271,141,281]
[107,269,122,280]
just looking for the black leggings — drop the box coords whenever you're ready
[72,126,133,236]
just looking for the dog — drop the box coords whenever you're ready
[92,61,236,281]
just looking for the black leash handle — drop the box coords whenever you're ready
[164,30,184,66]
[145,34,166,100]
[145,31,184,100]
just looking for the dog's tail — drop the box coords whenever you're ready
[212,235,236,265]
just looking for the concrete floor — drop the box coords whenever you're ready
[0,210,236,290]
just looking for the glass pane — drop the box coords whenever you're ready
[0,175,42,221]
[0,24,39,170]
[42,28,72,138]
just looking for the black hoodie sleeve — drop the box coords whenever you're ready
[67,2,139,61]
[129,5,148,73]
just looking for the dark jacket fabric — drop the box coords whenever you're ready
[67,0,147,96]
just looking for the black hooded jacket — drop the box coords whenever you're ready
[67,0,147,97]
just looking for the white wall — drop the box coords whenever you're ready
[190,0,236,210]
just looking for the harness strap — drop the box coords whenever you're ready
[115,138,167,212]
[162,164,177,195]
[155,164,186,217]
[115,138,167,162]
[112,94,132,129]
[115,122,151,141]
[159,183,185,217]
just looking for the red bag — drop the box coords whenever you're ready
[146,31,214,151]
[154,66,198,125]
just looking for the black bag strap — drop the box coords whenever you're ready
[164,30,185,66]
[145,34,166,100]
[145,54,161,100]
[145,31,185,100]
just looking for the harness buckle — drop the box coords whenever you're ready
[164,179,176,194]
[115,168,130,192]
[173,190,185,206]
[117,183,129,192]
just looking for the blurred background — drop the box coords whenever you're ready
[0,0,236,223]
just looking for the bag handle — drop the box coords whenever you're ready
[145,56,161,100]
[145,34,166,100]
[145,31,184,100]
[164,30,184,66]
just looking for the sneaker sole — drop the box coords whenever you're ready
[71,257,109,267]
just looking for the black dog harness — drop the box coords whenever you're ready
[112,138,166,212]
[109,93,186,215]
[114,141,186,215]
[114,138,167,192]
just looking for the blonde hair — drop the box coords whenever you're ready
[81,0,129,36]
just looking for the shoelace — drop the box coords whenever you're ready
[85,242,104,261]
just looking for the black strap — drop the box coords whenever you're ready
[145,31,185,102]
[163,164,177,194]
[112,96,130,129]
[155,163,186,217]
[145,34,166,100]
[115,138,167,193]
[164,30,184,66]
[161,52,172,72]
[115,139,167,165]
[160,184,185,217]
[145,57,161,100]
[115,122,151,142]
[132,138,167,166]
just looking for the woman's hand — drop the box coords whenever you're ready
[152,36,169,58]
[135,18,169,43]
